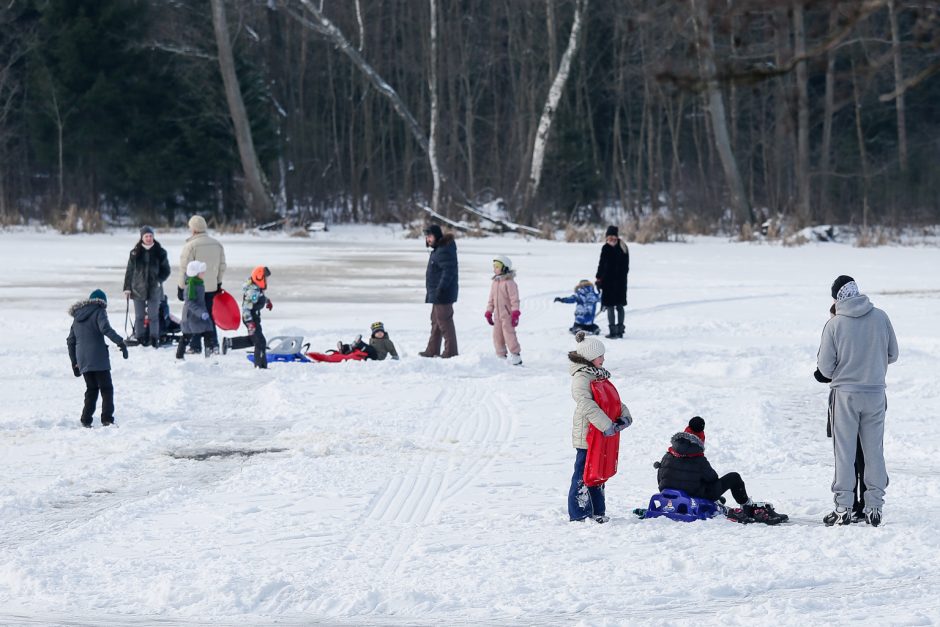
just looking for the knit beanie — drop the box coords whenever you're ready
[139,225,154,237]
[574,330,605,361]
[370,321,386,336]
[686,416,705,444]
[188,215,208,233]
[186,260,207,277]
[89,289,107,303]
[830,275,855,300]
[605,225,619,237]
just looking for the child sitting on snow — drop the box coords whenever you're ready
[368,321,399,360]
[654,417,788,524]
[485,255,522,365]
[554,280,601,335]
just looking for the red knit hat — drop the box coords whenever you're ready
[685,416,705,444]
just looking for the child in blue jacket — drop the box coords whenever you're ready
[554,280,601,335]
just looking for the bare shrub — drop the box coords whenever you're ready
[632,215,670,244]
[289,228,310,238]
[564,224,597,243]
[214,220,245,234]
[737,222,757,242]
[0,212,22,228]
[80,208,104,233]
[57,204,80,234]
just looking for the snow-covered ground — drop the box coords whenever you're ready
[1,226,938,626]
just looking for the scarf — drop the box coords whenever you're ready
[187,276,204,301]
[580,364,611,380]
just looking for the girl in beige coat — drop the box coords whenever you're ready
[484,255,522,365]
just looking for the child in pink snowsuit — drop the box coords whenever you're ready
[485,255,522,365]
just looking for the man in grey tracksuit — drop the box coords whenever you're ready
[817,275,898,526]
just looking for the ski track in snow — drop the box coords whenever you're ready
[1,227,939,625]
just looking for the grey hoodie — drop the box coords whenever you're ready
[67,299,125,373]
[817,294,898,392]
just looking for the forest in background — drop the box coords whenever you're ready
[1,0,939,236]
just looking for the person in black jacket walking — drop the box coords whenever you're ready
[654,417,787,524]
[420,224,459,358]
[67,289,128,427]
[595,225,629,339]
[122,226,171,347]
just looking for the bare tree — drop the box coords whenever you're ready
[210,0,274,219]
[887,0,908,172]
[428,0,441,213]
[794,1,812,224]
[524,0,587,211]
[690,0,751,225]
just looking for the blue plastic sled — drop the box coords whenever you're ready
[243,336,311,364]
[247,353,310,363]
[642,489,721,522]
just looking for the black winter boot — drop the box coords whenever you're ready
[175,342,185,360]
[605,325,618,339]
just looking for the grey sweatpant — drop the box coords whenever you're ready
[830,389,888,509]
[133,284,163,343]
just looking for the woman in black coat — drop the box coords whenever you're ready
[122,226,171,347]
[595,225,629,339]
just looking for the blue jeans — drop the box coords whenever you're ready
[568,448,605,521]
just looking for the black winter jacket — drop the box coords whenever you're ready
[595,240,629,307]
[123,241,171,300]
[655,432,720,497]
[67,299,125,373]
[425,233,459,304]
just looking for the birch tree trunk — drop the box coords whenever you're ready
[852,59,871,228]
[690,0,751,226]
[524,0,587,209]
[793,1,812,225]
[211,0,274,219]
[819,7,838,219]
[427,0,441,213]
[888,0,908,172]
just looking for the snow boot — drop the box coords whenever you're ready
[823,507,852,526]
[222,338,230,355]
[175,342,186,360]
[593,515,610,524]
[726,507,754,524]
[509,353,522,366]
[865,507,883,527]
[617,323,625,338]
[745,502,787,525]
[605,325,618,339]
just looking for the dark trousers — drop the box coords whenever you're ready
[423,303,458,358]
[230,320,267,368]
[704,472,750,505]
[189,290,218,351]
[568,448,605,520]
[853,438,867,514]
[81,370,114,425]
[177,332,217,357]
[606,306,624,328]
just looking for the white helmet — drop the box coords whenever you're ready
[493,255,513,272]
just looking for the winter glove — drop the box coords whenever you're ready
[72,364,81,378]
[484,311,494,326]
[602,422,619,437]
[119,343,129,360]
[510,310,521,327]
[553,297,562,303]
[200,312,209,321]
[265,300,273,311]
[814,368,832,384]
[615,415,633,431]
[177,286,184,301]
[595,279,602,287]
[246,321,256,335]
[123,290,131,298]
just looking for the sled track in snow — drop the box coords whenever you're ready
[347,381,514,575]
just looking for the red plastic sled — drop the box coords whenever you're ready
[212,289,241,331]
[306,349,369,363]
[583,378,623,487]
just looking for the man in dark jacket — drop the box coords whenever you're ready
[595,225,629,339]
[420,224,459,358]
[67,290,128,427]
[123,226,171,347]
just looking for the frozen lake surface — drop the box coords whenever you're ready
[1,225,938,625]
